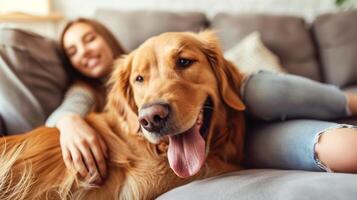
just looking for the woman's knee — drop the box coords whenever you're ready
[315,126,357,173]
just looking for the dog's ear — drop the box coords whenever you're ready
[106,53,138,117]
[198,30,245,111]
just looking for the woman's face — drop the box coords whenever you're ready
[63,22,114,78]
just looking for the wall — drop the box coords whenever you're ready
[0,0,340,38]
[53,0,339,22]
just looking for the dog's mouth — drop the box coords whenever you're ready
[167,97,213,178]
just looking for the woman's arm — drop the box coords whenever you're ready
[46,82,108,184]
[45,82,96,127]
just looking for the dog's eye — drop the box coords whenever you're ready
[176,58,194,68]
[135,75,144,82]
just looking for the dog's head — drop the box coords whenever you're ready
[108,31,245,178]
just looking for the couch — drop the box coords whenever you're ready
[94,9,357,199]
[0,28,69,134]
[1,8,357,200]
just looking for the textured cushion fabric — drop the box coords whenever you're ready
[158,169,357,200]
[0,56,43,134]
[312,10,357,87]
[224,31,286,75]
[211,13,321,81]
[335,117,357,126]
[0,28,68,134]
[94,9,208,52]
[344,85,357,93]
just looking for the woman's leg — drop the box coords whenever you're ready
[316,127,357,173]
[245,119,357,172]
[241,71,353,121]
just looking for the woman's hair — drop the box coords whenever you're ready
[59,18,126,86]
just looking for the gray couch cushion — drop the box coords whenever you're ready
[158,169,357,200]
[0,28,68,134]
[312,10,357,87]
[344,85,357,93]
[0,114,5,134]
[94,9,208,52]
[211,13,321,81]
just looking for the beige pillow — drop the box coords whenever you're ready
[224,31,286,75]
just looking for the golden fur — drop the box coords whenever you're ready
[0,31,246,200]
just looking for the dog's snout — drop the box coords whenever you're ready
[138,103,170,133]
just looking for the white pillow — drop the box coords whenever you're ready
[224,31,286,75]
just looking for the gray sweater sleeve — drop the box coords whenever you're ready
[45,83,96,127]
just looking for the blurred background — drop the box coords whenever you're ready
[0,0,356,38]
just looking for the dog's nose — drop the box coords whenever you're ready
[138,103,170,133]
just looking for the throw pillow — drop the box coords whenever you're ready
[0,28,69,134]
[224,32,286,75]
[212,13,320,81]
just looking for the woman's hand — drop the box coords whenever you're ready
[56,114,108,184]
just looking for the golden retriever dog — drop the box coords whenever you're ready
[0,31,246,200]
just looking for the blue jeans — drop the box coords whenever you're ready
[242,71,356,171]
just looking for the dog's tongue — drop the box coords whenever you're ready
[168,123,205,178]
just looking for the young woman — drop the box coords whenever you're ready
[46,18,126,184]
[0,18,125,184]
